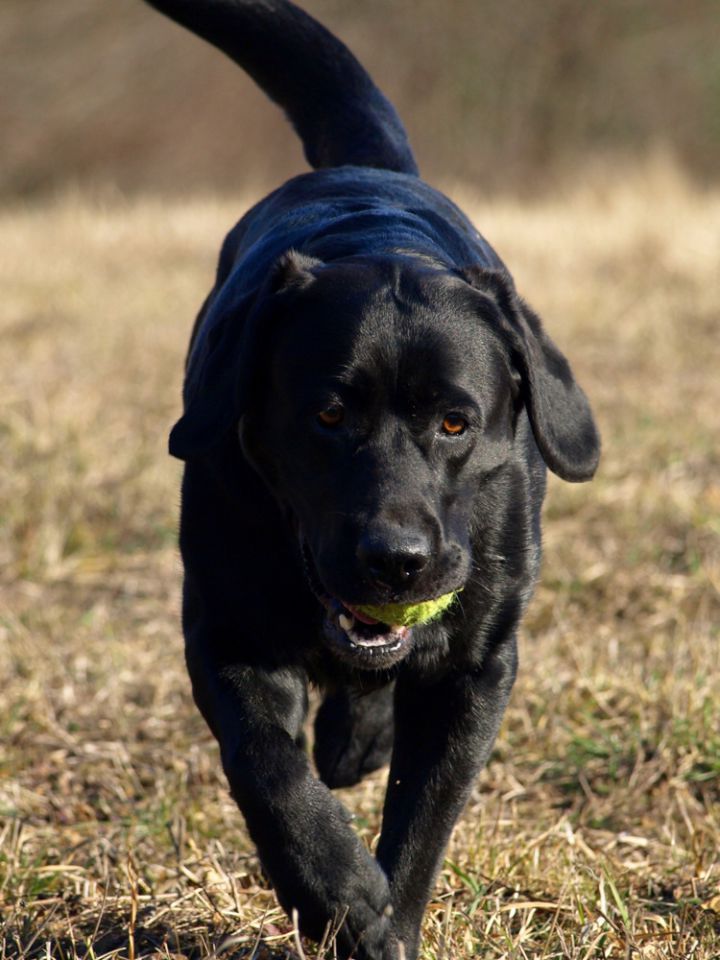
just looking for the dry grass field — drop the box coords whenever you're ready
[1,159,719,958]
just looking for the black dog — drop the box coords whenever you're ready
[144,2,600,957]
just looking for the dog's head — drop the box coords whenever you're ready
[170,252,599,669]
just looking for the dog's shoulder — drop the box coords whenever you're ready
[220,168,505,288]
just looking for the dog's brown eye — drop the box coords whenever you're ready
[441,413,467,436]
[317,405,344,428]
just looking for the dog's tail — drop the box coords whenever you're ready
[144,0,418,176]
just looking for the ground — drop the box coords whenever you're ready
[1,159,719,958]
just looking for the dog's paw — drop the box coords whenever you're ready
[314,686,394,789]
[271,821,397,959]
[315,724,394,789]
[331,899,396,960]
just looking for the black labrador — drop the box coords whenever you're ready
[144,2,600,957]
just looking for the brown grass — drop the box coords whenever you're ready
[1,159,719,957]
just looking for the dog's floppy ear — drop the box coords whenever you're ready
[169,250,321,460]
[462,266,600,482]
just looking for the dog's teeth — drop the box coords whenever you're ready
[338,613,354,632]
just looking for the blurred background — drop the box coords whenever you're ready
[2,0,719,199]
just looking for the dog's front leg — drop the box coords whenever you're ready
[186,641,398,960]
[376,637,518,958]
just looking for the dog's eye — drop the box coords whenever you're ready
[441,413,467,436]
[317,405,345,428]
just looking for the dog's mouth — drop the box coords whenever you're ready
[322,596,412,668]
[299,537,414,670]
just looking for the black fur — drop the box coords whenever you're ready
[144,2,600,957]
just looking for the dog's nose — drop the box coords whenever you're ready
[357,531,431,591]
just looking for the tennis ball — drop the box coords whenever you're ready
[356,591,459,627]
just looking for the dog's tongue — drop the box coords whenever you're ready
[344,603,380,626]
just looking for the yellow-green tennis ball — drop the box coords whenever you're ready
[356,591,459,628]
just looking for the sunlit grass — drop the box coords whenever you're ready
[1,160,718,957]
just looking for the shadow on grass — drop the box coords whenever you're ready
[2,910,301,960]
